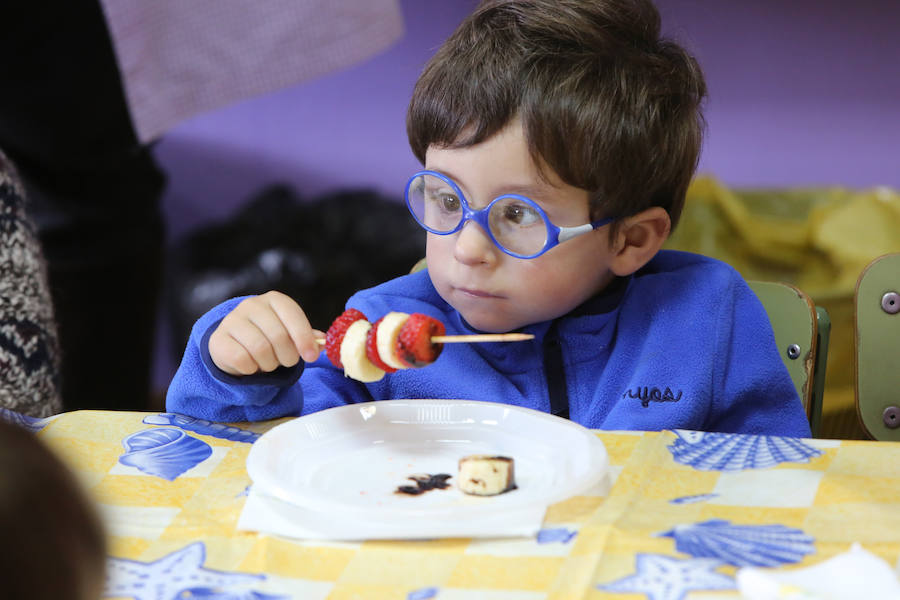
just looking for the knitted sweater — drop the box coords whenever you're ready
[167,250,811,437]
[0,149,62,417]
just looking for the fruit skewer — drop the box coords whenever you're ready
[314,332,533,345]
[320,309,533,382]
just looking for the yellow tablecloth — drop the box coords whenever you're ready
[23,410,900,599]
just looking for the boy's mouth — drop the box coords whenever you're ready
[456,287,502,299]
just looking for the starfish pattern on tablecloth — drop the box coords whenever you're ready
[536,527,577,544]
[407,587,439,600]
[596,553,734,600]
[669,493,718,505]
[104,541,285,600]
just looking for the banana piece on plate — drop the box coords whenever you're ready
[457,454,517,496]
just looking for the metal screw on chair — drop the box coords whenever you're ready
[882,291,900,314]
[786,344,801,359]
[883,406,900,429]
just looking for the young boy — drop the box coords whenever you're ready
[167,0,812,437]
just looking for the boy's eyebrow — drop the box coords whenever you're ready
[427,167,555,203]
[500,184,554,202]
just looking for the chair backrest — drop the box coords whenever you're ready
[410,257,427,274]
[854,253,900,441]
[748,280,827,436]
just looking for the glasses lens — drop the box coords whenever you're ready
[488,196,549,256]
[406,174,464,233]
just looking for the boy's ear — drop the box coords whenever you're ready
[608,207,671,277]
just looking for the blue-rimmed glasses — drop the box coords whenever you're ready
[405,170,614,259]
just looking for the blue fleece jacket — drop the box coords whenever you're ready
[166,250,812,437]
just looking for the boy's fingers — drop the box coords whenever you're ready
[267,293,321,363]
[209,329,259,376]
[224,318,281,373]
[246,306,301,369]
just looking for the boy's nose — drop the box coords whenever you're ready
[453,220,497,266]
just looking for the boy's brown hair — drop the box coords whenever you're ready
[407,0,706,233]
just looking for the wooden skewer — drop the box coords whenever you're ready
[315,332,533,345]
[431,333,533,343]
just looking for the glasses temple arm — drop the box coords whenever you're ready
[557,217,614,243]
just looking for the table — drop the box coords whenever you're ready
[12,408,900,599]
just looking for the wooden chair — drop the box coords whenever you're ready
[854,253,900,441]
[747,281,829,437]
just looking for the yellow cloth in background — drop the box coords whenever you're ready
[665,176,900,439]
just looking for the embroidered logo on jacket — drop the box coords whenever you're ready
[623,386,683,407]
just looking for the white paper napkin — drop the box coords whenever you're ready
[237,487,547,541]
[736,543,900,600]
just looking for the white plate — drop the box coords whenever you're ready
[246,399,608,519]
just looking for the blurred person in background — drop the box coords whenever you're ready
[0,0,403,411]
[0,1,165,412]
[0,148,63,417]
[0,419,107,599]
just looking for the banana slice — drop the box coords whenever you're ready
[375,311,410,370]
[340,320,385,382]
[458,455,517,496]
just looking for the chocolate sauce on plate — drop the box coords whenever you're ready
[395,473,452,495]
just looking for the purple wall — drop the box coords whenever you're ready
[152,0,900,391]
[154,1,477,242]
[658,0,900,189]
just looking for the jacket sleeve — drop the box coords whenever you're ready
[165,297,305,422]
[707,279,812,438]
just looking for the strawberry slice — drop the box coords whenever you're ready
[366,316,397,373]
[325,308,366,368]
[396,313,446,368]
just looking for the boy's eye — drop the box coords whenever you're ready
[428,189,462,212]
[501,202,541,226]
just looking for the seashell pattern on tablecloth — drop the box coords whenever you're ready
[668,430,823,471]
[119,427,212,480]
[143,413,259,443]
[0,407,52,432]
[657,519,815,567]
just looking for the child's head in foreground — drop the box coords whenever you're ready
[406,0,706,333]
[0,419,106,599]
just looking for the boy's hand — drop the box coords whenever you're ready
[208,291,323,376]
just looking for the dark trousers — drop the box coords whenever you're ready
[0,1,166,410]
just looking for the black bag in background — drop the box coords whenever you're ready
[165,185,426,361]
